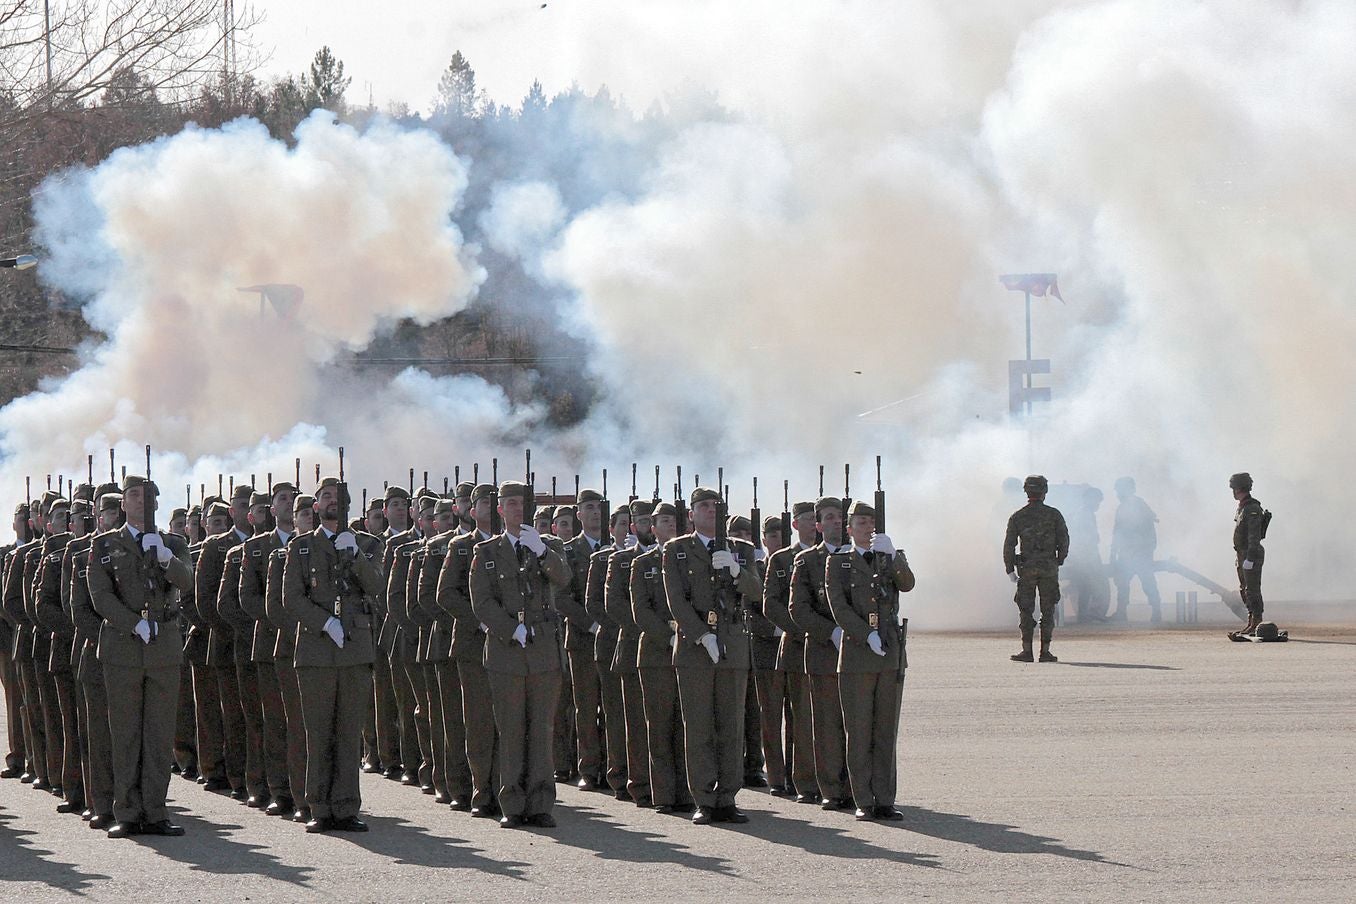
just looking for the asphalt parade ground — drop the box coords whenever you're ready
[3,618,1353,903]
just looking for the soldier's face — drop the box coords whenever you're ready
[579,500,601,533]
[99,509,121,531]
[434,510,455,533]
[632,515,652,539]
[848,514,875,548]
[49,506,69,534]
[188,515,201,538]
[500,494,524,527]
[553,515,576,540]
[763,530,783,554]
[273,491,297,528]
[12,512,24,533]
[122,487,155,525]
[247,503,269,527]
[691,499,719,535]
[207,514,231,534]
[295,509,316,532]
[472,498,493,527]
[1232,487,1247,501]
[793,511,816,538]
[534,513,552,533]
[365,507,385,532]
[611,512,630,537]
[316,486,340,521]
[730,527,752,543]
[456,495,472,522]
[229,501,250,530]
[653,514,677,543]
[817,507,843,543]
[169,515,186,536]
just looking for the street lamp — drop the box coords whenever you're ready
[1,254,37,270]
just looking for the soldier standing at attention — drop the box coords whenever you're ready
[469,481,570,829]
[825,500,914,821]
[87,475,194,837]
[266,495,314,823]
[586,507,629,799]
[558,488,607,791]
[603,500,652,807]
[1004,475,1069,663]
[1229,473,1267,637]
[282,478,384,833]
[662,486,761,825]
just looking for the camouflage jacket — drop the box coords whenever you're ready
[1003,501,1069,571]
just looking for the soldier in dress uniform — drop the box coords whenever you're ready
[1003,475,1069,663]
[587,506,631,799]
[34,493,84,813]
[746,514,790,796]
[385,492,436,792]
[727,514,767,789]
[825,499,914,820]
[1,503,30,779]
[187,502,231,793]
[764,500,820,803]
[604,499,653,807]
[266,494,314,822]
[436,482,501,819]
[87,475,194,837]
[198,487,252,799]
[558,489,607,790]
[282,478,385,833]
[789,497,853,811]
[469,480,571,828]
[662,486,762,825]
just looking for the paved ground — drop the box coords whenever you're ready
[3,618,1353,902]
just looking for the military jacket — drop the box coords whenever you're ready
[788,542,842,676]
[557,534,604,652]
[65,535,100,679]
[383,533,423,661]
[87,526,194,669]
[196,530,245,667]
[21,541,49,662]
[604,544,643,673]
[182,541,210,664]
[264,537,298,662]
[239,529,288,663]
[1233,497,1266,561]
[629,545,673,669]
[413,529,455,663]
[585,544,620,666]
[764,542,808,673]
[34,532,75,671]
[661,534,760,671]
[1,542,40,659]
[825,546,915,676]
[216,540,254,665]
[468,533,570,675]
[437,529,493,663]
[281,528,383,668]
[746,556,781,671]
[1003,501,1069,571]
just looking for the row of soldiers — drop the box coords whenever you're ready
[0,470,914,834]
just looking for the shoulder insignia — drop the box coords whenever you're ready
[676,551,687,560]
[775,569,786,577]
[735,555,746,566]
[299,546,310,556]
[216,542,228,552]
[484,560,496,571]
[77,568,87,578]
[841,561,853,569]
[101,555,111,564]
[645,567,658,579]
[251,548,262,557]
[457,547,468,556]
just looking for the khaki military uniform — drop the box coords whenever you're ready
[4,540,45,784]
[237,529,292,806]
[745,555,783,789]
[282,528,384,821]
[87,525,194,825]
[604,544,650,805]
[662,534,760,810]
[826,545,915,811]
[557,534,605,783]
[218,540,268,802]
[1003,502,1069,647]
[382,529,429,784]
[630,544,690,808]
[197,530,248,791]
[0,542,23,775]
[436,528,498,812]
[264,537,306,814]
[184,540,225,784]
[586,544,628,795]
[469,533,570,820]
[413,529,471,804]
[789,542,849,803]
[22,540,62,790]
[35,531,82,803]
[66,534,113,818]
[764,542,816,799]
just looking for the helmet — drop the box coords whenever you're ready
[1114,476,1135,496]
[1229,472,1253,491]
[1023,475,1048,495]
[1254,622,1279,640]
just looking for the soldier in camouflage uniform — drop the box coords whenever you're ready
[1003,475,1069,663]
[1229,473,1267,637]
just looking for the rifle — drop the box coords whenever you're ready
[423,470,429,493]
[473,463,479,485]
[454,465,461,487]
[141,445,160,643]
[600,468,611,545]
[295,458,301,489]
[873,455,890,644]
[46,473,51,492]
[492,458,498,487]
[109,449,116,483]
[674,466,688,534]
[443,477,449,495]
[87,454,94,486]
[314,464,320,487]
[525,449,532,483]
[121,466,126,483]
[334,447,353,641]
[709,467,730,661]
[229,476,234,497]
[781,480,791,548]
[22,476,31,543]
[218,474,223,499]
[653,466,661,504]
[841,464,852,550]
[362,488,368,519]
[488,481,502,535]
[409,467,415,494]
[751,477,762,553]
[630,463,638,503]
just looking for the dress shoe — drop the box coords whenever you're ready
[81,809,93,821]
[526,812,557,828]
[0,766,19,779]
[821,796,847,811]
[576,776,596,792]
[554,770,571,784]
[196,775,207,785]
[400,772,419,786]
[874,806,904,821]
[107,820,141,838]
[361,760,381,774]
[691,806,714,825]
[246,794,268,809]
[331,816,368,832]
[170,763,181,774]
[655,804,676,815]
[57,800,84,814]
[633,796,654,808]
[614,789,630,801]
[229,788,248,802]
[265,797,294,817]
[1038,650,1059,663]
[470,805,498,819]
[1010,650,1034,662]
[768,784,792,797]
[202,777,231,792]
[89,813,115,830]
[181,766,199,781]
[449,799,472,812]
[31,778,51,792]
[717,806,749,824]
[434,791,451,804]
[498,814,525,829]
[743,774,769,789]
[305,817,334,833]
[420,784,435,795]
[671,802,696,814]
[141,820,185,836]
[292,807,311,823]
[854,807,874,821]
[382,765,403,780]
[795,792,821,805]
[19,772,35,783]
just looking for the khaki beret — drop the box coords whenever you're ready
[628,500,654,518]
[14,502,28,516]
[434,499,455,515]
[188,505,202,517]
[99,493,123,512]
[95,482,119,501]
[651,502,678,518]
[71,499,92,514]
[121,475,159,495]
[762,515,782,534]
[471,483,497,504]
[814,496,843,516]
[294,494,315,513]
[847,499,876,519]
[203,495,224,509]
[72,483,95,503]
[314,477,341,494]
[416,494,437,512]
[384,486,411,503]
[249,492,271,507]
[577,488,603,504]
[366,496,383,512]
[792,500,815,518]
[47,495,70,512]
[690,486,721,506]
[270,481,298,498]
[206,501,231,520]
[554,505,577,521]
[726,515,752,534]
[498,480,531,500]
[169,506,187,520]
[231,484,255,502]
[538,505,557,521]
[455,481,475,498]
[39,490,64,512]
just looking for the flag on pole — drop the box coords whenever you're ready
[999,273,1063,302]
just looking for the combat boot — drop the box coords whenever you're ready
[1038,645,1058,663]
[1010,644,1034,663]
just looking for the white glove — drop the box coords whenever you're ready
[518,525,547,556]
[754,547,767,562]
[589,622,601,635]
[867,630,885,656]
[623,533,639,549]
[1008,571,1019,583]
[134,619,152,644]
[870,534,896,557]
[141,532,173,564]
[700,632,721,664]
[323,616,345,648]
[1242,560,1254,571]
[711,549,740,577]
[512,624,528,647]
[334,532,358,554]
[830,626,843,650]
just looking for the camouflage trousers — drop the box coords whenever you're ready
[1015,563,1060,644]
[1236,553,1264,619]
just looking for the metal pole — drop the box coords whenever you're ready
[1024,288,1033,417]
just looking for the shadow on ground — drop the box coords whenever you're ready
[0,809,111,894]
[1058,661,1180,671]
[893,804,1134,868]
[327,812,530,879]
[138,808,316,884]
[728,805,944,869]
[544,801,740,875]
